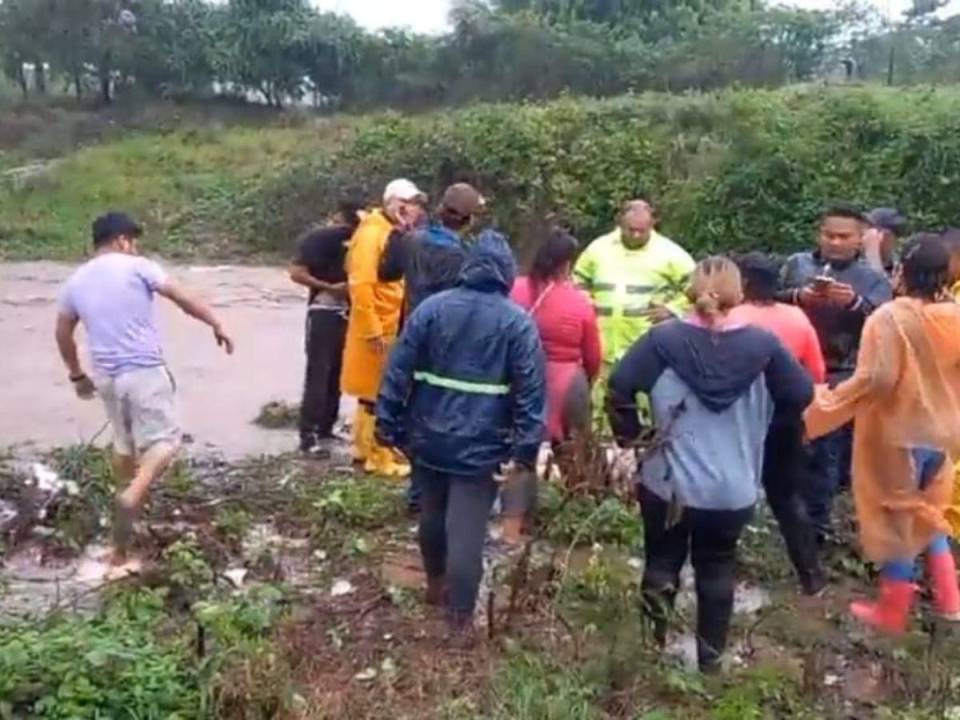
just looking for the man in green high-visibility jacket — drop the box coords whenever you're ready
[575,200,695,365]
[574,200,695,428]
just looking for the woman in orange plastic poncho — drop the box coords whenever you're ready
[805,235,960,634]
[342,179,427,477]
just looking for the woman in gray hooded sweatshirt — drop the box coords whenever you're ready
[608,256,813,673]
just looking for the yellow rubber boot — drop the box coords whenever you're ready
[353,405,374,464]
[364,443,410,479]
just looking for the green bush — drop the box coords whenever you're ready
[0,590,198,719]
[243,86,960,259]
[539,483,643,549]
[7,86,960,261]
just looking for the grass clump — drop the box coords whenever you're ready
[540,482,643,549]
[310,475,404,532]
[253,401,300,430]
[0,589,200,718]
[492,649,602,720]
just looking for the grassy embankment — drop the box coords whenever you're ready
[4,85,960,262]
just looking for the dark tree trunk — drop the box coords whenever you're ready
[16,64,28,99]
[74,73,83,99]
[100,74,112,103]
[34,62,46,94]
[887,45,896,86]
[100,50,113,104]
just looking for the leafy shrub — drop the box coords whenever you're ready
[310,475,403,530]
[539,483,643,549]
[0,590,198,719]
[243,86,960,259]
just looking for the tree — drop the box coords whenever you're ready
[298,12,363,107]
[0,0,55,98]
[217,0,312,107]
[130,0,219,96]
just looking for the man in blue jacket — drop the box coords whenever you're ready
[778,204,892,539]
[376,231,546,641]
[379,182,487,513]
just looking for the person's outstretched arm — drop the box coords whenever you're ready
[507,316,547,469]
[805,308,903,440]
[607,333,665,445]
[156,279,234,354]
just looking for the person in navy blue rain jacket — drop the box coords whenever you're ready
[375,230,546,640]
[379,183,487,513]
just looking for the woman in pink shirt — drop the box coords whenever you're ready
[511,228,603,444]
[503,229,602,544]
[730,252,827,596]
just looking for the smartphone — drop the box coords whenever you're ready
[812,275,833,290]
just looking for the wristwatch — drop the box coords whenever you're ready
[69,373,88,383]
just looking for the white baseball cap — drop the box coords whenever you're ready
[383,178,427,205]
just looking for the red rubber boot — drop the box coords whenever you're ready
[928,551,960,621]
[850,579,916,635]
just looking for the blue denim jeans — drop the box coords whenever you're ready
[802,423,853,534]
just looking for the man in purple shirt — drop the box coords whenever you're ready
[55,212,234,563]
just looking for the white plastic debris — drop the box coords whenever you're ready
[824,674,841,688]
[627,557,643,570]
[0,500,18,530]
[354,667,377,681]
[223,568,249,588]
[331,579,355,597]
[314,549,328,561]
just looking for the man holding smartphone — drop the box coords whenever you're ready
[779,205,893,540]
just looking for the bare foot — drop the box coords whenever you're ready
[105,553,143,580]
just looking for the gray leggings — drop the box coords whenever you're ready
[416,466,498,615]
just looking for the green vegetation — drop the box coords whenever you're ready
[2,0,959,111]
[0,118,348,259]
[4,447,960,718]
[0,581,292,718]
[5,86,960,261]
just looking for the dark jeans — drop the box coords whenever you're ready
[763,416,826,595]
[638,485,753,673]
[299,308,346,443]
[802,422,853,535]
[417,465,498,617]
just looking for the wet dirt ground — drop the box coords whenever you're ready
[0,262,348,458]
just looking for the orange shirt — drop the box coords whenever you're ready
[728,302,826,383]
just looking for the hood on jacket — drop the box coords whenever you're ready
[651,322,773,413]
[419,222,463,249]
[459,230,516,294]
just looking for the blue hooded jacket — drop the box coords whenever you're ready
[375,231,547,477]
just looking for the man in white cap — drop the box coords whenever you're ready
[341,179,427,477]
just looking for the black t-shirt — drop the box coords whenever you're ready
[293,225,352,304]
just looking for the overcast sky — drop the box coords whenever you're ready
[312,0,960,34]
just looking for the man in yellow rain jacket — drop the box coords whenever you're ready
[342,179,427,477]
[574,200,695,421]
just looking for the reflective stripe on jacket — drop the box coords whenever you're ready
[573,228,695,364]
[376,231,546,477]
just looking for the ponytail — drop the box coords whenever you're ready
[687,256,743,326]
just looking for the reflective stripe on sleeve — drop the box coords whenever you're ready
[414,371,510,395]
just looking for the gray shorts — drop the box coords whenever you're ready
[96,366,181,456]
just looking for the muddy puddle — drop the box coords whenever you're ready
[0,262,354,459]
